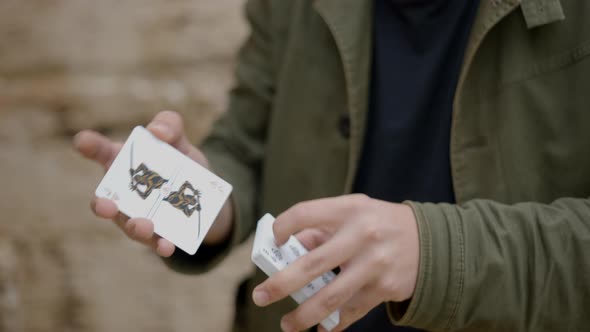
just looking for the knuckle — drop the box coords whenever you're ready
[289,202,310,221]
[369,248,390,269]
[354,193,370,201]
[345,304,362,320]
[377,276,397,295]
[265,280,286,300]
[350,193,370,207]
[301,253,325,275]
[362,223,382,242]
[319,292,344,314]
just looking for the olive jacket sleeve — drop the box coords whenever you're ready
[390,197,590,331]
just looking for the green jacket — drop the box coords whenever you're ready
[167,0,590,331]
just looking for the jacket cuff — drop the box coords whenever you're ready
[387,202,465,331]
[162,148,255,274]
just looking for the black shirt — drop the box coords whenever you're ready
[349,0,479,331]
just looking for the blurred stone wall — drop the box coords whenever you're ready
[0,1,254,331]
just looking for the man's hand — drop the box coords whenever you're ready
[252,194,419,332]
[73,110,234,257]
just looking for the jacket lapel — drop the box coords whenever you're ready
[314,0,372,193]
[454,0,565,108]
[451,0,526,202]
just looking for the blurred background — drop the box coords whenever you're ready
[0,0,255,331]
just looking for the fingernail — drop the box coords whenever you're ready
[280,319,294,332]
[149,123,172,141]
[253,289,269,306]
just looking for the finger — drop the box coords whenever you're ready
[124,218,155,243]
[90,197,119,219]
[91,198,132,237]
[273,194,370,244]
[280,257,374,332]
[129,218,154,241]
[74,130,122,169]
[121,218,161,251]
[112,216,174,256]
[294,228,332,251]
[156,238,176,257]
[147,111,191,153]
[253,226,362,307]
[147,111,209,166]
[324,287,383,332]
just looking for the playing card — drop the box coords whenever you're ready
[95,126,232,255]
[251,214,340,331]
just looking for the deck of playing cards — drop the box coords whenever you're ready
[95,126,232,255]
[251,214,340,331]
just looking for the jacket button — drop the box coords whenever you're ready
[338,114,351,139]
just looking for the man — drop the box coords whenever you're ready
[75,0,590,331]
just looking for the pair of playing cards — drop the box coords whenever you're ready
[95,127,337,329]
[251,214,340,331]
[95,126,232,255]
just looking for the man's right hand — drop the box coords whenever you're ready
[73,111,234,257]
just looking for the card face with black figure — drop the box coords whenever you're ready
[95,126,232,255]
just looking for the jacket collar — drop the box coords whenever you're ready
[456,0,522,104]
[520,0,565,28]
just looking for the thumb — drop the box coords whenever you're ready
[146,111,209,167]
[146,111,191,154]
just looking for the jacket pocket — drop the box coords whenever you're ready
[504,39,590,86]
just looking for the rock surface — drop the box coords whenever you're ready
[0,1,254,331]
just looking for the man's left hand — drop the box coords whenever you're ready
[252,194,420,332]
